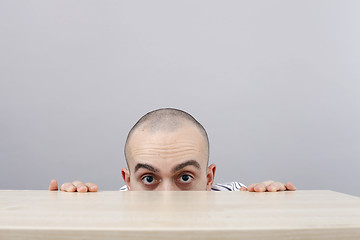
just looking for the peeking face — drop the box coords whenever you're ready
[122,122,216,191]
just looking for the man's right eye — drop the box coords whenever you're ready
[142,175,155,185]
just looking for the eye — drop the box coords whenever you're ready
[179,174,193,183]
[142,175,155,185]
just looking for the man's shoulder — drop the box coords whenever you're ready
[211,182,246,191]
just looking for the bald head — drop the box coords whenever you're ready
[124,108,209,166]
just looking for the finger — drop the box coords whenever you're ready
[253,183,267,192]
[76,183,89,193]
[85,182,98,192]
[60,183,76,192]
[48,179,58,191]
[247,183,258,192]
[71,180,84,187]
[71,180,89,192]
[279,182,286,191]
[240,186,248,191]
[267,182,285,192]
[285,182,297,191]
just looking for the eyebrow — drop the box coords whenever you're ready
[134,160,201,174]
[172,160,201,173]
[134,163,160,173]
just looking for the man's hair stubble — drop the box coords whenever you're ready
[124,108,210,167]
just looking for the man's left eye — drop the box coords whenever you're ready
[179,174,193,183]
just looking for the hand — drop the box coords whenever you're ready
[247,180,296,192]
[48,179,98,193]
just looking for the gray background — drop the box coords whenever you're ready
[1,1,359,196]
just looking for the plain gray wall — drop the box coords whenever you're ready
[1,1,359,196]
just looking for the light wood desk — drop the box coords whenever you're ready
[0,190,359,240]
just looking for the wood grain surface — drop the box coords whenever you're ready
[0,190,359,240]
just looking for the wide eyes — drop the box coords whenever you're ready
[179,174,193,183]
[142,175,156,184]
[140,174,194,186]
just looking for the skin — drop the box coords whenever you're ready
[122,122,215,191]
[48,122,296,192]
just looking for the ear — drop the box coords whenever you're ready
[206,163,216,191]
[121,168,131,191]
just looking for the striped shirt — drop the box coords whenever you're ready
[119,182,247,191]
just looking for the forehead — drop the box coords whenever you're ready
[126,124,208,169]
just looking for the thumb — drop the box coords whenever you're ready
[48,179,58,191]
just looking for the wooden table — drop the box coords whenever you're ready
[0,190,359,240]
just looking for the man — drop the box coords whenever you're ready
[49,108,296,192]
